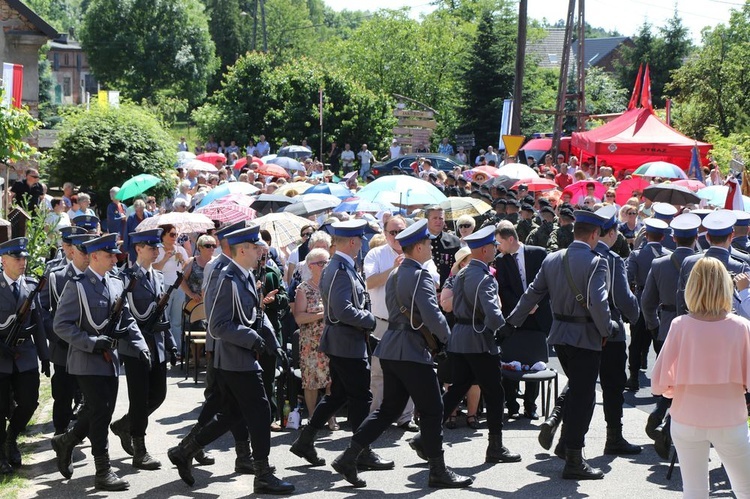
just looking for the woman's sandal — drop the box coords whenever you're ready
[466,415,480,430]
[445,415,458,430]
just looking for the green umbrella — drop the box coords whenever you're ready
[116,174,161,200]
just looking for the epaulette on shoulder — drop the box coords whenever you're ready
[24,276,39,286]
[72,274,84,282]
[224,271,235,279]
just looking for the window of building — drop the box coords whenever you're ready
[64,53,70,66]
[63,77,72,97]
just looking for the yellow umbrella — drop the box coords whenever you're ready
[276,182,312,197]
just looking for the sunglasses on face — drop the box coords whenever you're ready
[202,244,216,249]
[606,194,615,198]
[302,232,313,238]
[458,224,473,229]
[168,232,177,237]
[627,211,637,215]
[387,229,404,237]
[310,260,328,267]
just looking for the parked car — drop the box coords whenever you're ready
[518,136,571,164]
[370,153,463,178]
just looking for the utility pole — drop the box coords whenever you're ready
[576,0,586,132]
[552,0,576,157]
[510,0,527,135]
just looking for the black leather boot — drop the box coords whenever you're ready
[167,434,203,486]
[646,397,671,441]
[408,432,428,461]
[331,442,366,488]
[132,436,161,470]
[604,426,642,455]
[654,417,672,460]
[554,440,566,460]
[235,440,255,474]
[562,448,604,480]
[94,453,129,491]
[356,446,394,471]
[538,406,562,450]
[0,447,13,474]
[290,425,325,466]
[110,416,134,456]
[185,424,214,465]
[5,428,21,467]
[253,459,295,494]
[51,430,82,479]
[486,434,521,463]
[428,451,473,488]
[625,370,640,392]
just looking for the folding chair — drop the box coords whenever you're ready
[182,299,207,383]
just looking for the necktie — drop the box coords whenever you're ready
[11,282,19,301]
[513,253,526,289]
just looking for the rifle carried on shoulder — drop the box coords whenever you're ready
[99,271,138,363]
[0,271,49,357]
[143,271,183,333]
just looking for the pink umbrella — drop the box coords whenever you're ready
[197,152,227,166]
[196,197,256,223]
[469,165,502,178]
[563,180,606,204]
[615,177,651,205]
[672,179,706,192]
[511,178,557,192]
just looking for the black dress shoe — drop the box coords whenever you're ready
[523,410,540,421]
[0,459,13,475]
[398,421,419,432]
[356,448,394,471]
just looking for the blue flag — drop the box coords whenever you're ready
[689,144,703,182]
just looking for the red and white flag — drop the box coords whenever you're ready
[2,63,23,108]
[725,175,743,210]
[640,64,652,110]
[628,63,643,110]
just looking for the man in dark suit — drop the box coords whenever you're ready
[493,221,551,420]
[426,206,461,291]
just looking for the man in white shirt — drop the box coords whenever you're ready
[256,135,271,157]
[363,215,417,431]
[485,146,499,165]
[358,144,376,178]
[340,143,356,174]
[389,139,401,159]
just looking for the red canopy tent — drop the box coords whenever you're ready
[571,107,712,173]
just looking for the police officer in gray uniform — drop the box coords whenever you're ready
[39,233,95,436]
[44,226,88,273]
[330,220,472,489]
[641,214,701,444]
[441,225,521,465]
[179,220,249,471]
[625,218,672,391]
[51,233,150,491]
[291,220,393,473]
[507,210,614,480]
[0,238,49,473]
[167,225,293,494]
[110,229,176,471]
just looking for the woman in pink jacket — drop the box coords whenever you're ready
[652,257,750,499]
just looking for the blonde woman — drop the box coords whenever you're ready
[652,257,750,499]
[455,215,476,245]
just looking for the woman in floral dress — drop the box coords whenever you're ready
[293,248,337,429]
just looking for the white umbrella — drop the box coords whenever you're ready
[135,212,215,234]
[496,163,540,180]
[254,212,314,249]
[184,159,218,172]
[356,175,447,206]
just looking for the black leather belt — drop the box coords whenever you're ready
[660,304,676,312]
[554,313,593,324]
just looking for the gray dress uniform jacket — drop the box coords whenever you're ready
[319,252,376,359]
[641,247,695,341]
[53,268,147,377]
[121,264,175,364]
[203,253,232,353]
[508,240,614,352]
[374,258,449,365]
[677,246,750,315]
[208,260,279,372]
[595,241,639,342]
[447,259,505,356]
[0,276,49,374]
[40,262,83,366]
[626,242,671,301]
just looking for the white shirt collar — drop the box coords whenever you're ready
[3,272,21,287]
[335,251,356,268]
[88,268,105,282]
[230,258,250,279]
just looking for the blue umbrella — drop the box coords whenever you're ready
[335,197,396,213]
[356,175,447,206]
[633,161,688,179]
[696,185,728,207]
[197,182,259,207]
[267,156,305,172]
[305,183,353,200]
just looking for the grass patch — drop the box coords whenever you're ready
[0,374,53,499]
[169,122,199,145]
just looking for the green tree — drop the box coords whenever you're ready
[0,91,42,175]
[650,12,692,107]
[24,0,85,32]
[80,0,218,106]
[669,3,750,139]
[614,21,654,99]
[203,0,251,90]
[48,104,176,210]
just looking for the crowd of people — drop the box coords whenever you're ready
[3,133,750,496]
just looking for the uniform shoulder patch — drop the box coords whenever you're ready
[72,274,84,282]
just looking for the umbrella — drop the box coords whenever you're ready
[267,156,305,173]
[511,178,557,192]
[116,173,161,201]
[357,175,447,206]
[196,182,260,207]
[643,184,700,205]
[697,185,729,206]
[335,197,396,213]
[277,145,313,159]
[563,180,607,203]
[483,175,518,190]
[261,154,277,162]
[672,179,706,192]
[496,163,540,180]
[184,159,218,172]
[283,197,339,217]
[615,177,651,205]
[256,163,291,179]
[439,197,492,221]
[251,194,296,215]
[254,212,315,249]
[469,165,502,179]
[232,157,266,170]
[276,182,313,196]
[195,199,256,224]
[176,151,196,165]
[135,212,214,234]
[196,152,227,165]
[633,161,688,179]
[743,196,750,213]
[304,182,353,200]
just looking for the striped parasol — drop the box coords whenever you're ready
[253,212,314,250]
[438,197,492,221]
[195,199,256,224]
